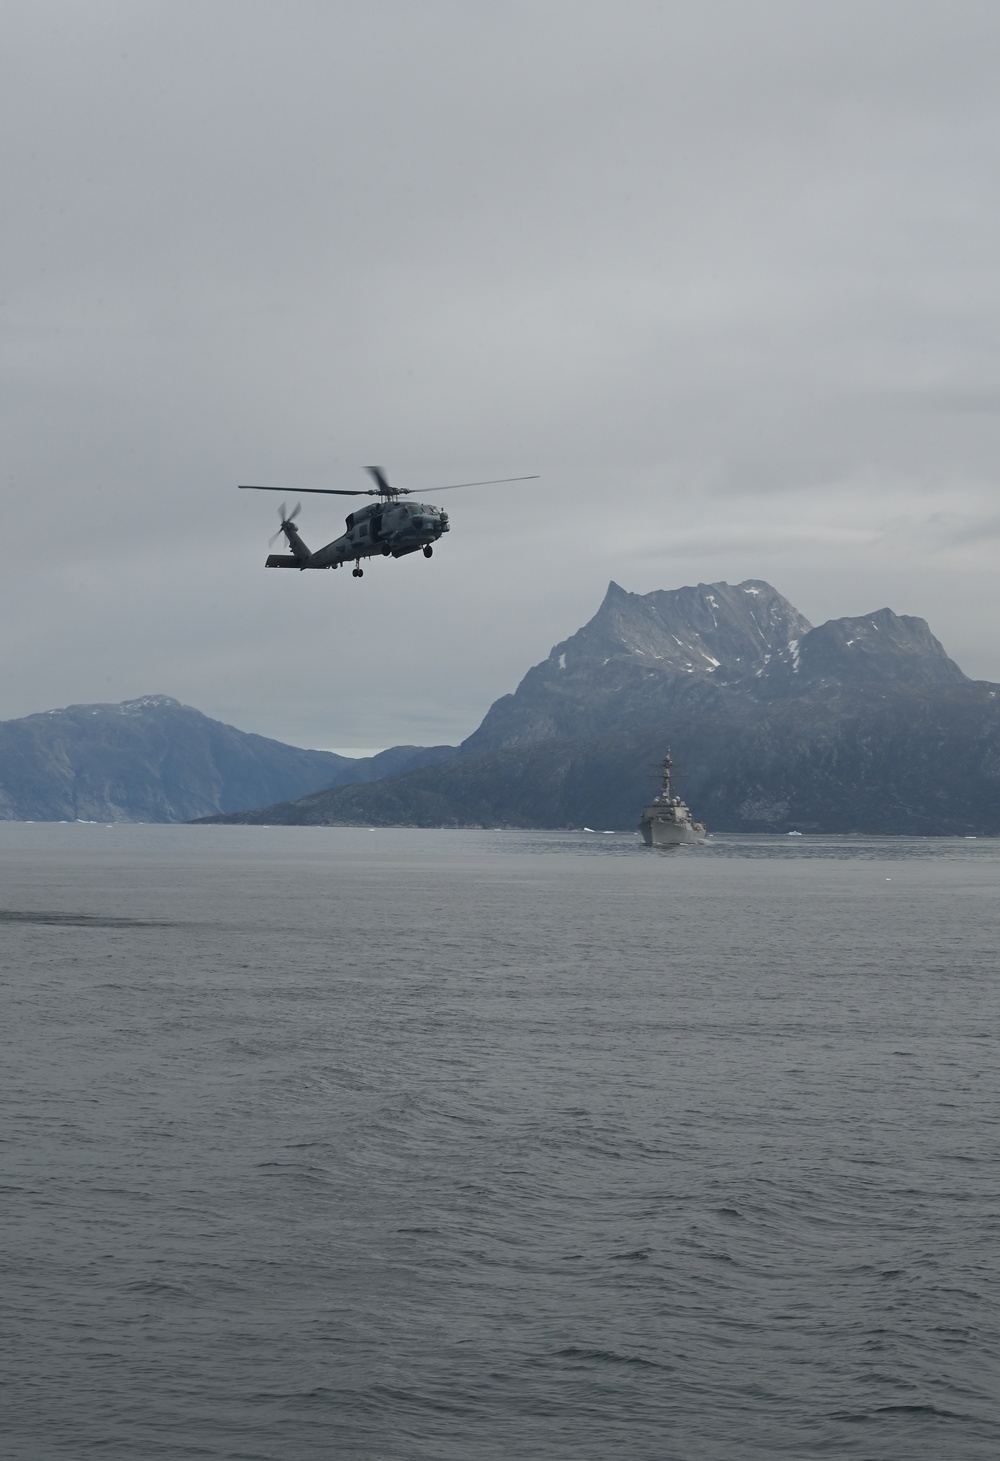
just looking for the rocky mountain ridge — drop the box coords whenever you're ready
[463,579,809,749]
[463,579,966,752]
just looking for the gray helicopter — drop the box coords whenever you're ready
[239,466,538,578]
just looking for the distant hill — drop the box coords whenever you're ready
[0,695,452,823]
[201,580,1000,835]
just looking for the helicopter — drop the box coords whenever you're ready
[239,466,538,578]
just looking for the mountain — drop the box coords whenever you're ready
[201,580,1000,835]
[463,579,811,749]
[0,695,452,823]
[464,579,967,748]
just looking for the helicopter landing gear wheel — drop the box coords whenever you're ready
[382,545,391,556]
[423,545,433,558]
[352,566,364,577]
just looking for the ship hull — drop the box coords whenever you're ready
[639,812,707,847]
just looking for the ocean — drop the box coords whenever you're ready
[2,824,998,1459]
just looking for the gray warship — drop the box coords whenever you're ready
[638,751,707,847]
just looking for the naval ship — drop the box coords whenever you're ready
[638,751,707,847]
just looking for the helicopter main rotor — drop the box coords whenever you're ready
[239,465,539,503]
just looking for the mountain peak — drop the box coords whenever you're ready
[765,607,968,691]
[464,578,813,750]
[45,694,186,719]
[583,578,811,676]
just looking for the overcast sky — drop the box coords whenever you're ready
[3,1,999,751]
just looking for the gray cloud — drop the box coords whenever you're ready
[3,1,1000,748]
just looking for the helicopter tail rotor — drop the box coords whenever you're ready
[264,501,311,567]
[268,501,302,547]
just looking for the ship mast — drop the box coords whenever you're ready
[660,749,673,800]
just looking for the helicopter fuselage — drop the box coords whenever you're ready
[266,499,449,571]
